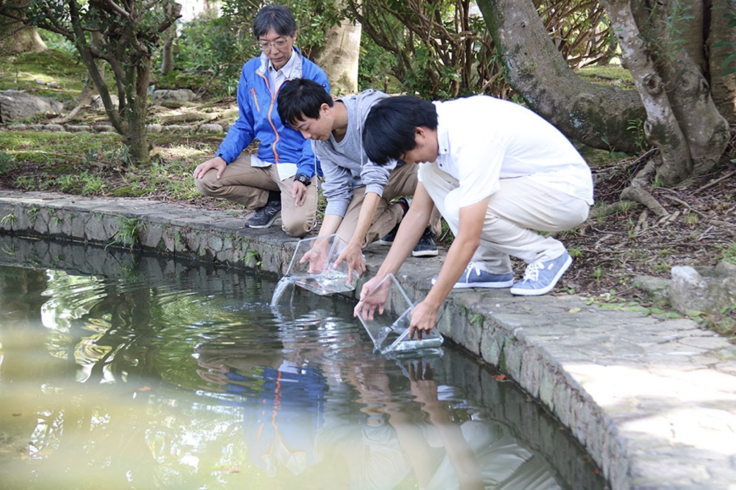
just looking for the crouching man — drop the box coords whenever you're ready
[354,95,593,337]
[277,78,442,280]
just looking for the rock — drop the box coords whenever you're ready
[146,123,163,133]
[93,124,115,133]
[670,263,736,315]
[152,89,197,104]
[162,124,191,133]
[43,124,64,132]
[0,90,63,123]
[90,95,119,112]
[198,123,224,134]
[633,275,670,301]
[66,125,91,133]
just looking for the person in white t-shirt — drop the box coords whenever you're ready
[354,95,594,337]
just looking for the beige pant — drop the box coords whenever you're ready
[420,162,589,273]
[336,163,442,247]
[194,153,318,237]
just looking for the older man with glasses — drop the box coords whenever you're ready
[194,5,330,236]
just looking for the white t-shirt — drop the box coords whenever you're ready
[423,96,594,208]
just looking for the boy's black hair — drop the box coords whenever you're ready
[253,5,297,38]
[277,78,334,127]
[362,96,438,165]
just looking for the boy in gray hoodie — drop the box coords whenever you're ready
[277,79,441,280]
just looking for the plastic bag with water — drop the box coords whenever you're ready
[355,274,443,354]
[282,234,359,297]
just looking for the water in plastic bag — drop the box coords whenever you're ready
[355,274,443,354]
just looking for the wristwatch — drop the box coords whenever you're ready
[294,173,311,186]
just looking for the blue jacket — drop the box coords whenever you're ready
[215,48,330,179]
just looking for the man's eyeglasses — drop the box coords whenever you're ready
[257,37,291,51]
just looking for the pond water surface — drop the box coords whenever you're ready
[0,236,607,489]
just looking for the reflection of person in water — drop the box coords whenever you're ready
[401,362,560,490]
[195,341,559,489]
[196,346,327,478]
[329,360,560,490]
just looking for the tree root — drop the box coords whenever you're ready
[49,84,96,124]
[619,160,669,218]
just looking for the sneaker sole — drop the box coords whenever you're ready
[510,255,572,296]
[412,249,439,257]
[431,278,514,288]
[378,239,393,246]
[246,212,281,229]
[453,280,514,289]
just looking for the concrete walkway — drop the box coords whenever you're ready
[0,190,734,490]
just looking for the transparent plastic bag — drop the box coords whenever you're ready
[355,274,443,354]
[284,234,358,296]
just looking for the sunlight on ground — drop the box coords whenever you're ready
[156,145,211,160]
[567,362,736,453]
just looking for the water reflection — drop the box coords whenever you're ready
[0,236,607,489]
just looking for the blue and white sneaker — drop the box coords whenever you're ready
[432,262,515,289]
[510,251,572,296]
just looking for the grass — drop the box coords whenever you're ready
[721,244,736,265]
[577,64,635,90]
[0,49,88,101]
[0,131,222,201]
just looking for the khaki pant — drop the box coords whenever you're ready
[335,163,442,247]
[194,153,318,237]
[420,162,589,273]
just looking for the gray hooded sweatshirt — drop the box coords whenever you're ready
[313,89,399,218]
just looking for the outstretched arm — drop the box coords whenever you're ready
[408,196,489,338]
[354,183,434,320]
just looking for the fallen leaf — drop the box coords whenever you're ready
[492,374,506,381]
[568,307,581,313]
[137,386,152,391]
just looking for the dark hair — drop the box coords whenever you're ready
[277,78,333,127]
[253,5,297,38]
[363,96,438,165]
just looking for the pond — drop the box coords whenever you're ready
[0,235,608,489]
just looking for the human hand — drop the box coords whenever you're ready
[408,300,438,340]
[300,243,328,274]
[354,275,390,321]
[193,156,227,180]
[291,180,307,206]
[334,243,366,283]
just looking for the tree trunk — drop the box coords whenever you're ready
[160,29,175,75]
[708,0,736,124]
[477,0,646,154]
[618,0,730,183]
[124,60,152,165]
[650,1,730,178]
[159,2,177,76]
[601,0,693,185]
[315,18,362,94]
[0,14,47,54]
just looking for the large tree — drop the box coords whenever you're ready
[0,6,47,54]
[2,0,181,166]
[477,0,733,208]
